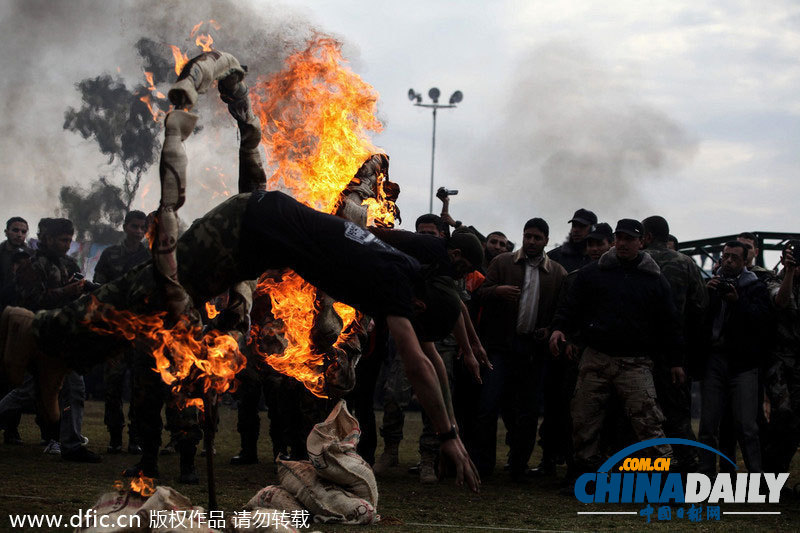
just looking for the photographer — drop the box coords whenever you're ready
[763,241,800,472]
[698,241,771,474]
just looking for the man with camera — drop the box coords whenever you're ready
[697,241,771,473]
[762,241,800,472]
[14,218,101,462]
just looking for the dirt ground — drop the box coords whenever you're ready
[0,401,798,532]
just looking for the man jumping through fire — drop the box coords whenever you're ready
[0,50,481,492]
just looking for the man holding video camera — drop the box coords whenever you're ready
[697,240,771,474]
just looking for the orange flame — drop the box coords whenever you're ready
[190,21,204,37]
[196,34,214,52]
[139,95,163,122]
[129,474,156,497]
[246,37,391,395]
[80,296,245,408]
[206,301,220,319]
[170,45,189,76]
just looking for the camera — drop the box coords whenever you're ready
[436,186,459,200]
[714,276,737,295]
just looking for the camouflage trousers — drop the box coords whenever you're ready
[763,353,800,472]
[103,350,137,442]
[571,348,672,470]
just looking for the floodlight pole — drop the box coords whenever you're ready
[413,100,458,214]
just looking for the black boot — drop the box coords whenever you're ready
[178,444,199,484]
[231,434,258,465]
[107,427,123,454]
[123,450,159,478]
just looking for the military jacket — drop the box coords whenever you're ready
[16,250,82,311]
[768,270,800,357]
[93,240,151,284]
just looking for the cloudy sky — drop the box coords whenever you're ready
[1,0,798,249]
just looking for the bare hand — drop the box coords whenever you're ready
[549,330,566,357]
[440,436,480,493]
[670,366,686,385]
[440,212,457,228]
[471,340,492,370]
[565,343,580,361]
[495,285,520,302]
[461,350,482,384]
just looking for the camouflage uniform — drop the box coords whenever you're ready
[763,270,800,472]
[0,240,33,309]
[93,240,151,449]
[644,241,708,470]
[17,249,90,453]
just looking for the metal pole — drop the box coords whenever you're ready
[203,392,218,511]
[429,106,438,214]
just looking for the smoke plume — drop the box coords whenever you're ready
[0,0,323,235]
[459,42,697,234]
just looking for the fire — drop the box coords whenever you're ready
[80,296,245,409]
[196,34,214,52]
[247,37,393,396]
[205,301,220,319]
[139,94,163,122]
[129,474,156,497]
[169,45,189,76]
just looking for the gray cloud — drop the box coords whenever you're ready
[0,0,321,225]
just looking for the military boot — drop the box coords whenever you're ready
[178,444,199,484]
[419,450,438,484]
[373,441,399,475]
[123,451,159,479]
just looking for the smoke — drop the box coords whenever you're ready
[0,0,324,234]
[459,42,697,234]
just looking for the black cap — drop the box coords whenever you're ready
[449,231,484,272]
[614,219,644,238]
[568,208,597,226]
[587,222,613,242]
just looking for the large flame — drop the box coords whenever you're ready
[247,37,391,396]
[80,296,245,408]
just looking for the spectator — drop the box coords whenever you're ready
[642,215,708,470]
[474,217,566,480]
[667,234,679,251]
[697,241,771,473]
[547,208,597,273]
[737,232,774,281]
[484,232,509,270]
[93,211,150,455]
[0,217,33,307]
[550,219,680,474]
[535,222,614,478]
[16,217,101,462]
[763,241,800,472]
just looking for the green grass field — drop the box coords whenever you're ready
[1,401,799,532]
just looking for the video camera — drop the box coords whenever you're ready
[436,186,459,200]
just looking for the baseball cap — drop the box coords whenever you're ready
[614,219,644,238]
[587,222,613,242]
[568,208,598,226]
[448,231,484,272]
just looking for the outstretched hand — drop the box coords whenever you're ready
[440,436,481,493]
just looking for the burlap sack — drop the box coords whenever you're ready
[244,486,303,513]
[75,486,221,533]
[73,490,147,533]
[306,400,378,506]
[277,460,376,525]
[233,508,298,533]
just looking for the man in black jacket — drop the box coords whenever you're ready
[698,241,771,473]
[550,219,682,472]
[547,208,597,273]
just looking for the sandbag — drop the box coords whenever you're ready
[75,486,221,533]
[277,460,376,525]
[73,490,146,533]
[244,486,303,513]
[232,508,300,533]
[306,400,378,506]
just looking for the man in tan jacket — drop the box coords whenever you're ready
[473,218,567,480]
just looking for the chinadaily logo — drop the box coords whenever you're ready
[574,439,788,523]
